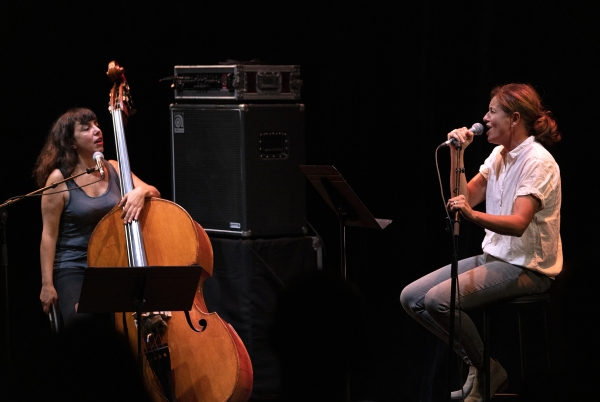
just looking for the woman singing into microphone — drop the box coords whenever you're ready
[33,108,160,331]
[400,83,562,401]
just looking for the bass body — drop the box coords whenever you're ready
[87,61,252,402]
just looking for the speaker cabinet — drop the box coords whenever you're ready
[170,103,306,237]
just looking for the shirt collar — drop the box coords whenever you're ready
[506,136,535,162]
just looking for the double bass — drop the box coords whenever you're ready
[87,61,253,402]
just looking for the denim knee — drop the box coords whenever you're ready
[423,291,446,320]
[399,286,417,314]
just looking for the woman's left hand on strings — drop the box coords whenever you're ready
[119,187,147,223]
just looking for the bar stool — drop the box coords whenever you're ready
[482,293,551,401]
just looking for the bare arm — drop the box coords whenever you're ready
[453,194,540,237]
[449,166,540,237]
[448,127,486,208]
[465,173,487,208]
[446,127,539,237]
[108,160,161,222]
[39,170,67,314]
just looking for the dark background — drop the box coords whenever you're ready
[1,1,599,401]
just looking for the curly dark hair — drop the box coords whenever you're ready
[490,83,561,147]
[32,108,97,187]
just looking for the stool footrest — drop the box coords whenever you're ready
[501,294,550,304]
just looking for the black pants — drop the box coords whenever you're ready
[53,268,113,332]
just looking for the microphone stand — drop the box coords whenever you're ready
[0,167,98,372]
[447,144,463,401]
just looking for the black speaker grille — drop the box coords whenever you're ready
[172,108,244,231]
[171,103,306,237]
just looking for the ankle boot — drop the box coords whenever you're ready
[450,365,476,400]
[464,359,508,402]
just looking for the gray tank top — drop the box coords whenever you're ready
[54,162,121,269]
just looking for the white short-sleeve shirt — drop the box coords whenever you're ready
[479,136,562,277]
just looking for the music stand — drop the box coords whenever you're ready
[78,265,202,377]
[299,165,392,280]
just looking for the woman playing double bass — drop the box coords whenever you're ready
[34,107,160,330]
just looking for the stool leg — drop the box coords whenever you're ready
[517,305,526,384]
[484,307,490,402]
[543,303,551,372]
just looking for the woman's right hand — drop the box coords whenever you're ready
[447,126,475,150]
[40,284,58,314]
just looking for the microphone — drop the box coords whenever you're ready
[439,123,484,148]
[93,152,105,179]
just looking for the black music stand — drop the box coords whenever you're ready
[299,165,392,281]
[78,265,202,377]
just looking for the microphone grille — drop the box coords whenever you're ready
[470,123,484,136]
[93,152,104,160]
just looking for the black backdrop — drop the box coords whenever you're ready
[1,1,599,401]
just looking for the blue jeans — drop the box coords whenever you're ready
[399,254,552,368]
